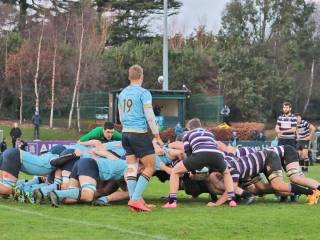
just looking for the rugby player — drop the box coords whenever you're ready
[0,145,66,197]
[78,121,122,146]
[296,114,316,171]
[207,149,318,207]
[118,64,163,212]
[162,118,237,209]
[275,102,297,148]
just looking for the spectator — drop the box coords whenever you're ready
[0,137,7,152]
[32,111,41,140]
[9,122,22,147]
[220,104,231,126]
[174,122,183,137]
[257,132,266,142]
[230,131,239,146]
[16,138,28,151]
[250,130,258,140]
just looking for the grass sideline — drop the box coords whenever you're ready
[0,125,82,144]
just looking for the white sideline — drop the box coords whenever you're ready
[0,204,168,240]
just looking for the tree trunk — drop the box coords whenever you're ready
[303,57,315,115]
[76,88,81,132]
[68,12,84,129]
[50,43,57,129]
[19,66,23,125]
[34,19,45,113]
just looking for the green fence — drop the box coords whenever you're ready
[80,92,109,120]
[187,94,223,122]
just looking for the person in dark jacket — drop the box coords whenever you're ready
[9,122,22,147]
[32,112,41,140]
[0,137,7,152]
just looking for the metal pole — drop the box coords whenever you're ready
[163,0,169,91]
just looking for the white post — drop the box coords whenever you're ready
[163,0,169,91]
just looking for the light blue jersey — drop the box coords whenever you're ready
[68,144,92,158]
[118,85,153,133]
[103,141,126,158]
[155,155,172,171]
[95,158,127,181]
[20,151,57,176]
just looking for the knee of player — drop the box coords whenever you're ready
[80,191,94,202]
[80,183,96,202]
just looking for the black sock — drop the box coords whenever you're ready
[241,191,253,198]
[290,183,313,196]
[168,193,177,203]
[299,160,304,167]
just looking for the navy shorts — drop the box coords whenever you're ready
[69,158,99,181]
[278,139,296,148]
[183,152,227,173]
[297,140,309,150]
[0,148,21,178]
[122,133,155,158]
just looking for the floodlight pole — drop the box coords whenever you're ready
[163,0,169,91]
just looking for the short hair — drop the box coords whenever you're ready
[104,122,115,130]
[186,118,201,130]
[128,65,143,81]
[283,102,291,107]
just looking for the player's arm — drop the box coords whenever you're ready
[216,141,235,155]
[160,163,172,175]
[308,123,316,140]
[142,91,163,146]
[168,141,184,150]
[92,148,118,160]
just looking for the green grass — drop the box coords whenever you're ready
[1,126,320,239]
[0,125,82,143]
[1,167,320,240]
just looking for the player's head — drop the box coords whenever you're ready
[282,102,292,115]
[13,122,18,128]
[186,118,201,130]
[128,65,144,84]
[103,122,115,140]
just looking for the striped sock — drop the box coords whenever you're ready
[168,193,177,203]
[127,176,137,199]
[227,192,236,201]
[131,174,150,202]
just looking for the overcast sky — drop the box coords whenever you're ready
[153,0,319,35]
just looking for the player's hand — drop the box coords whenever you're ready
[74,149,81,157]
[155,136,164,147]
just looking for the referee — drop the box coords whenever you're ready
[275,102,297,148]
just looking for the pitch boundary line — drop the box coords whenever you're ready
[0,204,169,240]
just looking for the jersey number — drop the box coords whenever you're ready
[123,99,133,112]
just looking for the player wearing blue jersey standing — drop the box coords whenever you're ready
[118,65,163,212]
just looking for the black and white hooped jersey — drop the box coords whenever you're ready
[277,114,297,139]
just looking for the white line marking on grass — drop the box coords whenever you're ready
[0,204,168,240]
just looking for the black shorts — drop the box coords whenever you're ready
[0,148,21,178]
[297,140,309,150]
[69,158,99,181]
[183,152,227,173]
[60,158,78,172]
[278,138,296,148]
[263,150,283,181]
[122,133,155,158]
[281,145,299,168]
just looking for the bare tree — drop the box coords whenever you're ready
[49,41,57,129]
[68,11,84,129]
[19,65,23,124]
[34,19,45,113]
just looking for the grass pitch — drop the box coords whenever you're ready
[0,124,320,240]
[1,167,320,240]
